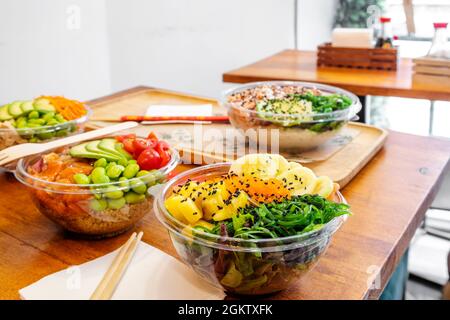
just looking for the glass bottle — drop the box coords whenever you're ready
[427,23,450,59]
[375,17,393,49]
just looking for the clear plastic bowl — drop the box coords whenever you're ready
[0,105,92,171]
[222,81,361,152]
[15,137,180,238]
[155,163,347,296]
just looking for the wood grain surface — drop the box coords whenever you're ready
[86,87,387,188]
[0,87,449,300]
[223,50,450,101]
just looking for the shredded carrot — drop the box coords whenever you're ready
[38,96,87,121]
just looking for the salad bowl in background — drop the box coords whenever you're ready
[223,81,361,152]
[0,97,91,171]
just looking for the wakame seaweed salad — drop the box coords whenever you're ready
[207,195,350,239]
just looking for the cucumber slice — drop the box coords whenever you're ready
[34,99,55,113]
[20,101,35,114]
[8,101,24,118]
[99,138,132,160]
[86,140,124,161]
[0,105,13,121]
[70,141,123,162]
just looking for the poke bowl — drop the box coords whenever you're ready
[15,132,179,238]
[223,81,361,151]
[155,154,350,295]
[0,96,91,171]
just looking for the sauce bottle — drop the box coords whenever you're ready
[376,17,394,49]
[427,22,450,59]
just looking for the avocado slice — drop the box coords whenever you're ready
[115,142,133,160]
[20,101,35,114]
[70,142,123,162]
[34,99,55,114]
[0,105,13,121]
[8,101,24,118]
[86,140,124,160]
[98,138,132,160]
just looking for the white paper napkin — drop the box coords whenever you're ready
[19,242,225,300]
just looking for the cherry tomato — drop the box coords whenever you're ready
[122,138,135,154]
[132,138,152,157]
[147,132,158,141]
[155,141,171,167]
[137,148,161,170]
[115,133,136,143]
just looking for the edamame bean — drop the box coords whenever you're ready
[55,129,68,137]
[90,187,103,200]
[105,161,117,171]
[55,114,65,122]
[16,117,27,128]
[28,111,39,119]
[130,179,147,194]
[128,160,137,165]
[104,186,124,199]
[123,163,140,179]
[136,170,155,185]
[46,118,59,126]
[28,137,40,143]
[118,177,130,192]
[89,198,108,211]
[28,118,46,125]
[73,173,90,185]
[106,164,125,179]
[91,167,110,184]
[125,191,146,204]
[136,170,149,177]
[118,158,128,167]
[37,131,55,140]
[26,123,41,128]
[94,158,107,168]
[42,112,55,121]
[107,197,126,210]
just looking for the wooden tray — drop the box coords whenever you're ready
[87,87,388,188]
[413,57,450,86]
[317,42,398,71]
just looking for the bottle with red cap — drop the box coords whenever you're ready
[375,17,394,49]
[427,22,450,59]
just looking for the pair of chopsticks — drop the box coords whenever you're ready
[90,231,143,300]
[92,115,230,123]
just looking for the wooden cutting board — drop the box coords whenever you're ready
[87,86,388,188]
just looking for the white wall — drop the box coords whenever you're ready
[297,0,337,50]
[0,0,337,101]
[106,0,297,98]
[0,0,111,103]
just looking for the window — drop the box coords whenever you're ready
[385,0,450,38]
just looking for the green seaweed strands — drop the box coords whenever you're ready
[206,195,351,240]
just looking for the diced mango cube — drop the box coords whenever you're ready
[202,195,225,221]
[231,191,249,211]
[177,181,205,208]
[164,195,188,224]
[178,197,202,224]
[213,205,235,221]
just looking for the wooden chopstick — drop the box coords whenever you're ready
[90,231,143,300]
[90,115,230,123]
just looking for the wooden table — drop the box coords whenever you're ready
[1,88,450,300]
[223,50,450,126]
